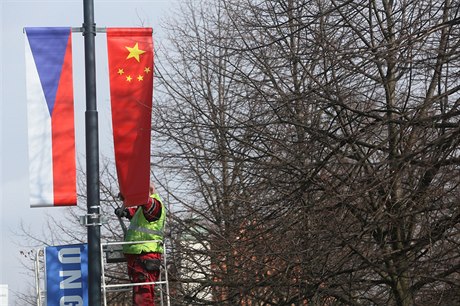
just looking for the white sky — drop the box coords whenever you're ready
[1,0,177,303]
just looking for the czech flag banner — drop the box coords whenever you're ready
[24,27,77,207]
[107,28,153,207]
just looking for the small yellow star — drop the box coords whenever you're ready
[137,75,144,81]
[126,43,146,62]
[144,67,151,74]
[126,75,132,82]
[118,68,124,75]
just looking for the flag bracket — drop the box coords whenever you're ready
[79,213,107,227]
[22,27,106,34]
[72,26,106,33]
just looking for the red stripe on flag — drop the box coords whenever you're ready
[51,34,77,205]
[107,28,153,206]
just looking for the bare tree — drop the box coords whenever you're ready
[155,0,460,305]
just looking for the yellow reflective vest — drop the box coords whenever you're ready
[123,193,166,254]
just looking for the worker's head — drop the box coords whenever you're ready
[149,181,156,194]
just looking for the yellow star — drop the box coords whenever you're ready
[125,43,146,62]
[118,68,124,75]
[144,67,151,74]
[137,75,144,81]
[126,75,132,82]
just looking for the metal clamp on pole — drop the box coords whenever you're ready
[72,26,106,33]
[79,212,107,227]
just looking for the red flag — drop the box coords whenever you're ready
[107,28,153,206]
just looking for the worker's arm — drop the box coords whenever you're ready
[116,183,162,221]
[142,194,163,222]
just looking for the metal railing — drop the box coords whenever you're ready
[101,240,171,306]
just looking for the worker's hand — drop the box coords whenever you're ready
[115,207,129,218]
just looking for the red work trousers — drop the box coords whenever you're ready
[125,252,162,306]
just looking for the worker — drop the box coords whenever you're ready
[115,182,166,306]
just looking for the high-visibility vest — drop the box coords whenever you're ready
[123,193,166,254]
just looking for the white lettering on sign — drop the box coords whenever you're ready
[59,270,82,289]
[59,247,81,264]
[58,247,83,292]
[47,245,86,306]
[60,295,83,306]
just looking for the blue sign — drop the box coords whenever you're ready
[45,243,88,306]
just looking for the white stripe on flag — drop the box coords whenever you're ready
[25,36,54,207]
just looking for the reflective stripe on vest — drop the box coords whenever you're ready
[128,224,163,236]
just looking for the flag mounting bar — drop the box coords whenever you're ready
[22,27,107,33]
[72,27,106,33]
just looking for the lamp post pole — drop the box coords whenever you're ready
[83,0,102,304]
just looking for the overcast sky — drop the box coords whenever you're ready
[1,0,177,303]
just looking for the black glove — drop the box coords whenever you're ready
[115,207,129,218]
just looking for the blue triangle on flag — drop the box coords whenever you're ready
[26,27,70,116]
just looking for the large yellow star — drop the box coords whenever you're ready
[125,43,146,62]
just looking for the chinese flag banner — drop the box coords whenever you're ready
[107,28,153,207]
